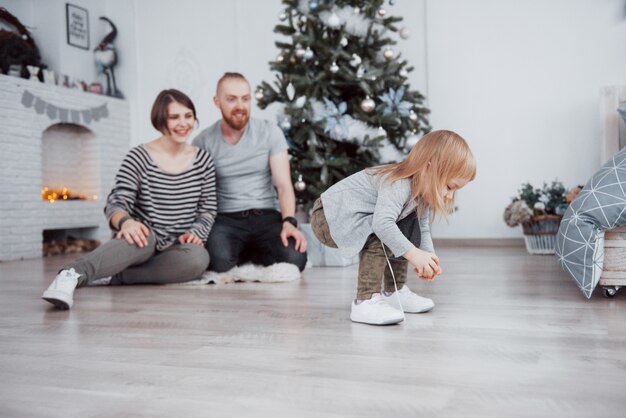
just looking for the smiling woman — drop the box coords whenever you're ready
[41,89,217,311]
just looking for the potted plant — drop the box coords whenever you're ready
[503,181,568,254]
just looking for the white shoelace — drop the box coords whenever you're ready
[381,241,406,321]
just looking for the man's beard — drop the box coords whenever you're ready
[222,108,249,130]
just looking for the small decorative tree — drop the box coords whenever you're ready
[257,0,430,210]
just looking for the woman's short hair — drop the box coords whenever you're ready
[150,89,197,134]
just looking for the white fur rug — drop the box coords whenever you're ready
[173,262,302,285]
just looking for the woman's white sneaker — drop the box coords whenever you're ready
[350,293,405,325]
[382,285,434,313]
[42,268,81,310]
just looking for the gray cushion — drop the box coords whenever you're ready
[556,147,626,298]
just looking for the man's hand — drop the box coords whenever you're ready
[280,222,307,253]
[116,219,150,248]
[178,232,203,246]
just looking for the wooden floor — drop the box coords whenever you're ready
[1,245,625,418]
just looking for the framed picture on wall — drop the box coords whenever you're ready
[66,3,89,50]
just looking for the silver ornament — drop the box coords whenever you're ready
[327,13,341,28]
[295,44,305,58]
[340,37,348,47]
[329,61,339,73]
[308,0,318,11]
[276,53,284,63]
[399,27,411,39]
[349,53,362,67]
[354,7,360,14]
[399,68,408,77]
[378,8,386,17]
[383,48,394,61]
[303,47,314,60]
[286,83,295,100]
[405,135,419,149]
[294,174,306,192]
[279,118,292,131]
[278,11,288,21]
[255,89,264,101]
[360,96,375,113]
[409,110,417,121]
[294,96,307,108]
[356,65,365,79]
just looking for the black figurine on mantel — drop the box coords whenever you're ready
[94,16,123,98]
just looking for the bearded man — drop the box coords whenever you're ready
[193,72,308,273]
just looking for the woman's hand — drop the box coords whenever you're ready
[116,219,150,248]
[404,247,442,281]
[178,232,203,246]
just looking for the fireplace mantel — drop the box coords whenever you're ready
[0,74,130,261]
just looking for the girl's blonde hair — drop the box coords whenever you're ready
[368,130,476,219]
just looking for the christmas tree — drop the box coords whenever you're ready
[257,0,430,210]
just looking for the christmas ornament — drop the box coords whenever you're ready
[399,27,411,39]
[349,53,362,67]
[378,8,386,17]
[340,37,348,47]
[308,0,318,11]
[409,110,417,121]
[327,13,341,28]
[294,96,307,108]
[300,15,307,25]
[356,66,365,78]
[290,55,297,64]
[279,118,292,131]
[286,83,295,100]
[294,174,306,192]
[278,11,288,21]
[295,44,305,58]
[399,68,408,77]
[276,53,284,63]
[360,96,375,113]
[255,88,264,101]
[354,7,360,14]
[405,134,419,149]
[383,48,394,61]
[303,47,314,60]
[329,61,339,73]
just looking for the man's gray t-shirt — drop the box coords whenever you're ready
[192,117,288,213]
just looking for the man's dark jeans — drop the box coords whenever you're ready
[206,209,307,272]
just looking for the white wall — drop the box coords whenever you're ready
[427,0,626,238]
[2,0,625,239]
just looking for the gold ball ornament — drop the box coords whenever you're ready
[360,96,375,113]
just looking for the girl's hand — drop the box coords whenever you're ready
[116,219,150,248]
[178,232,203,246]
[404,247,441,281]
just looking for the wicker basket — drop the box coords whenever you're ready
[521,214,562,255]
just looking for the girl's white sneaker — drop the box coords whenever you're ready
[350,293,405,325]
[42,268,81,310]
[382,285,434,313]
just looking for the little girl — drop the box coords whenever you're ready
[311,130,476,325]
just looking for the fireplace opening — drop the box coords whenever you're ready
[41,123,100,203]
[43,227,101,257]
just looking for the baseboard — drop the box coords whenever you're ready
[433,238,524,248]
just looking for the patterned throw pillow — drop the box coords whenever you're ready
[556,147,626,298]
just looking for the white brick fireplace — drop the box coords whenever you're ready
[0,74,129,261]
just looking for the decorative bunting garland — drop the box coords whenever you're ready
[20,90,108,124]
